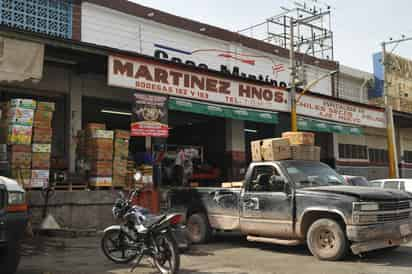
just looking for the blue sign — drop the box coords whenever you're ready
[371,52,384,98]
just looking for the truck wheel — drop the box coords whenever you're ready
[307,218,348,261]
[0,243,21,274]
[186,213,211,244]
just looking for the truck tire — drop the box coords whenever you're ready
[307,218,348,261]
[186,213,211,244]
[0,243,21,274]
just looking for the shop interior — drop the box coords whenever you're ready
[82,96,226,187]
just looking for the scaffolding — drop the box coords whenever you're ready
[237,1,334,61]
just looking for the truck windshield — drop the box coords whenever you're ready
[283,161,345,188]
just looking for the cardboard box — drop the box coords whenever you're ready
[7,107,34,126]
[10,152,31,168]
[9,99,36,109]
[9,145,31,153]
[28,179,48,188]
[33,128,53,143]
[282,132,315,145]
[32,152,51,169]
[34,110,53,122]
[291,145,321,161]
[114,139,129,158]
[8,125,32,145]
[33,119,52,128]
[32,144,51,153]
[37,102,55,112]
[90,130,114,139]
[0,152,6,161]
[114,130,130,140]
[11,168,31,180]
[86,123,106,130]
[0,144,6,153]
[89,177,113,187]
[251,140,263,162]
[113,175,126,187]
[90,161,113,176]
[87,150,113,161]
[261,138,291,161]
[31,169,50,179]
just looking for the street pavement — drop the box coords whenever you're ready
[19,233,412,274]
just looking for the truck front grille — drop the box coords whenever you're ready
[377,211,411,222]
[379,201,410,211]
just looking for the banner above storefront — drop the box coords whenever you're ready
[108,54,386,129]
[298,117,363,135]
[169,98,278,124]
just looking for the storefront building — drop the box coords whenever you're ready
[0,0,396,187]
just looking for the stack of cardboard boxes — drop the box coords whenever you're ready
[251,132,320,162]
[0,99,36,186]
[86,123,114,188]
[112,130,130,188]
[30,101,55,188]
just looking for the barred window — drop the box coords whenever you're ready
[338,144,368,160]
[404,151,412,163]
[0,0,73,39]
[368,148,388,164]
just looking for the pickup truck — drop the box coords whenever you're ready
[165,160,412,261]
[0,176,28,274]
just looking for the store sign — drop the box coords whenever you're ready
[108,55,290,113]
[131,93,168,137]
[108,55,386,129]
[297,96,386,128]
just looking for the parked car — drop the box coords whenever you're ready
[342,175,369,186]
[0,176,28,274]
[165,160,412,261]
[369,179,412,193]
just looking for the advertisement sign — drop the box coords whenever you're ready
[109,55,290,113]
[297,95,386,128]
[131,93,168,137]
[109,55,386,129]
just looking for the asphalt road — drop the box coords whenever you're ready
[18,234,412,274]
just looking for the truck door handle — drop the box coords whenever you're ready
[244,197,259,210]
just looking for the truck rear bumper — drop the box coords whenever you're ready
[347,220,412,254]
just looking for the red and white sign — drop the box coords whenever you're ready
[297,96,386,128]
[108,55,386,129]
[108,55,290,113]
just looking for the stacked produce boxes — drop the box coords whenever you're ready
[1,99,36,186]
[251,132,320,162]
[86,123,114,188]
[112,130,130,188]
[30,101,55,188]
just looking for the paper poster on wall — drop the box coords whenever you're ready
[131,93,168,137]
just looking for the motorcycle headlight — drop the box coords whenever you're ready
[353,202,379,211]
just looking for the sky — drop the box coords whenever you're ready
[130,0,412,73]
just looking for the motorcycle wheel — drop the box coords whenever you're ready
[153,232,180,274]
[101,229,139,264]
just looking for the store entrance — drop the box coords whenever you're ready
[163,110,226,186]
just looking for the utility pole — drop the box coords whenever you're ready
[289,17,298,132]
[382,42,399,178]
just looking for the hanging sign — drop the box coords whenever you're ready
[131,93,168,137]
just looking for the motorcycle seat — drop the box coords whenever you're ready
[142,214,167,228]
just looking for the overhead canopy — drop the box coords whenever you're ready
[298,117,363,135]
[168,98,278,124]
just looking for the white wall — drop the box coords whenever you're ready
[81,2,333,96]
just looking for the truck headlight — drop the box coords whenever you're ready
[353,202,379,211]
[8,192,25,205]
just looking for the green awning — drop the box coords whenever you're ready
[298,117,363,135]
[168,98,278,124]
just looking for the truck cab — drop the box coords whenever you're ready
[0,176,28,274]
[166,160,412,261]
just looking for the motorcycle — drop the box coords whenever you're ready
[101,172,181,274]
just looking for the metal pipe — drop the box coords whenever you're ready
[289,17,298,132]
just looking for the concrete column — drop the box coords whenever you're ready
[225,119,246,181]
[68,72,83,173]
